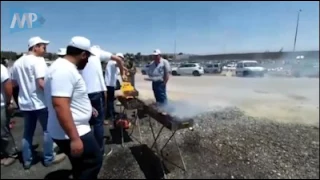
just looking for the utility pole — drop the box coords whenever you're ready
[173,12,177,61]
[293,9,302,52]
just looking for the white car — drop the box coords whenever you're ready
[141,64,150,75]
[222,63,237,71]
[171,63,204,76]
[235,60,265,77]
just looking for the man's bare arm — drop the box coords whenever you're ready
[164,61,170,84]
[37,78,45,90]
[52,97,80,141]
[3,79,13,106]
[111,55,124,76]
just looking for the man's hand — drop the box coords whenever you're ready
[122,74,128,81]
[92,107,99,118]
[70,138,84,157]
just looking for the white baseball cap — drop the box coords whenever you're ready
[28,36,50,48]
[116,53,124,59]
[68,36,95,55]
[57,48,66,56]
[152,49,161,55]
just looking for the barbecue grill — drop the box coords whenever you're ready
[140,104,194,131]
[138,103,194,178]
[117,97,194,178]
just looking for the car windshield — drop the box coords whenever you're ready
[244,62,259,67]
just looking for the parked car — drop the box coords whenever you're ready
[171,63,204,76]
[141,64,150,75]
[235,60,265,77]
[204,63,222,74]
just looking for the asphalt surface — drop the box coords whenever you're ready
[1,74,319,179]
[135,74,319,127]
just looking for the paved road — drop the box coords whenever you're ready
[135,74,319,126]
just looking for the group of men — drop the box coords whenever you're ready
[0,35,170,179]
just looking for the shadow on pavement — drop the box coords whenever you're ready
[108,128,133,145]
[130,144,169,179]
[44,169,72,179]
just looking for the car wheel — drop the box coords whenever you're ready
[243,71,249,77]
[172,71,178,76]
[193,71,200,76]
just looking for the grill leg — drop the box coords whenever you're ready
[148,116,167,179]
[160,131,176,152]
[136,111,143,143]
[173,135,187,171]
[121,126,124,147]
[129,109,143,144]
[160,131,187,172]
[151,125,165,149]
[120,107,125,148]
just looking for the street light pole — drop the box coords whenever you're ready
[293,9,302,52]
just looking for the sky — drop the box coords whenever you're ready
[1,1,319,55]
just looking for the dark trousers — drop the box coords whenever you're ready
[88,91,105,156]
[152,81,167,105]
[12,86,19,109]
[0,107,18,157]
[54,131,103,179]
[106,86,115,121]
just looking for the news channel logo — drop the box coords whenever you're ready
[9,8,46,33]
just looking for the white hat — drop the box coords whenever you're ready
[116,53,124,59]
[68,36,95,55]
[57,48,66,56]
[152,49,161,55]
[28,36,50,48]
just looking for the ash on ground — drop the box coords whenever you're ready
[100,107,319,179]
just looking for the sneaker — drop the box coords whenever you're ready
[44,153,66,167]
[104,147,113,157]
[53,143,59,153]
[1,158,6,165]
[23,162,32,170]
[3,157,17,167]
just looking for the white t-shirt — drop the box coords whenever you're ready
[1,64,10,107]
[44,58,92,140]
[11,54,48,111]
[80,47,112,94]
[105,61,118,87]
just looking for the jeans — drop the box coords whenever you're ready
[106,86,115,121]
[1,106,18,157]
[22,108,54,166]
[152,81,167,105]
[54,131,103,179]
[88,91,105,156]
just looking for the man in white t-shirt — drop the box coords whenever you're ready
[1,64,18,166]
[44,36,102,179]
[11,36,66,169]
[57,48,66,58]
[105,53,125,124]
[80,46,124,157]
